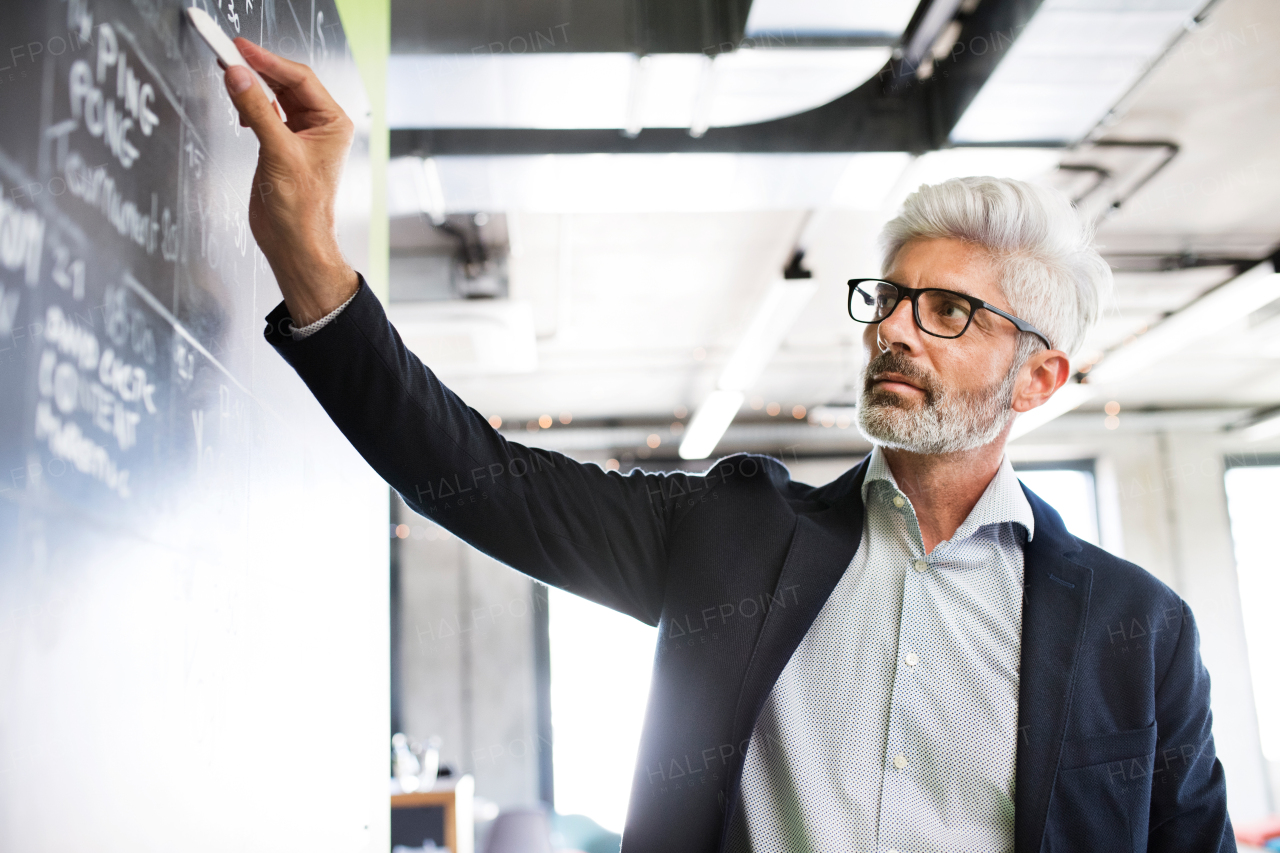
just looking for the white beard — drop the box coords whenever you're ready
[856,354,1018,455]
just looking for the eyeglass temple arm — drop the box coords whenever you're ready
[977,301,1053,350]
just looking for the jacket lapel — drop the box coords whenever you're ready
[1015,486,1094,853]
[723,458,870,822]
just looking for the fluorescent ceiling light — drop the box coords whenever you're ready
[950,0,1204,143]
[387,49,889,131]
[412,157,446,225]
[903,0,965,65]
[679,391,746,460]
[679,279,818,460]
[387,153,908,215]
[1009,382,1096,440]
[718,279,820,391]
[745,0,920,38]
[1087,261,1280,385]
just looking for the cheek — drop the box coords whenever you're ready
[946,349,1004,391]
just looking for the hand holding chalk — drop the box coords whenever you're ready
[186,7,287,123]
[205,28,359,327]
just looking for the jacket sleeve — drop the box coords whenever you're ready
[1147,600,1235,852]
[263,275,687,625]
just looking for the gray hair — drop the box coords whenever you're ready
[879,176,1112,358]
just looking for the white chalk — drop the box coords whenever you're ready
[185,7,287,123]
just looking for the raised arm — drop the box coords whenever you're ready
[225,41,683,623]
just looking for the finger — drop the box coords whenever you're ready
[225,65,291,148]
[234,37,340,114]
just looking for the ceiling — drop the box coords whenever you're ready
[384,0,1280,463]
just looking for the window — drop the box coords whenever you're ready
[1014,462,1100,545]
[1224,462,1280,764]
[548,588,657,833]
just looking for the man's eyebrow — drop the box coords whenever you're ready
[884,276,981,301]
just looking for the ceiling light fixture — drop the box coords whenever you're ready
[902,0,966,70]
[413,157,446,225]
[687,55,716,138]
[1012,259,1280,438]
[679,266,819,460]
[623,55,651,139]
[716,278,820,393]
[1009,382,1095,441]
[1087,260,1280,385]
[678,390,746,460]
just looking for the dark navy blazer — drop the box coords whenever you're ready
[265,277,1234,852]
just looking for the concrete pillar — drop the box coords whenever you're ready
[394,495,543,813]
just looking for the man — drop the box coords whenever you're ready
[224,40,1234,852]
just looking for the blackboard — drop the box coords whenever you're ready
[0,1,387,846]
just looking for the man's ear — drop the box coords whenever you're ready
[1012,349,1071,413]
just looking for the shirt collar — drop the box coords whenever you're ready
[860,446,1035,542]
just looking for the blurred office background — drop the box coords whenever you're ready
[373,0,1280,850]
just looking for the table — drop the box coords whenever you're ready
[391,775,474,853]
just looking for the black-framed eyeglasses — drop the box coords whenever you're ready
[846,278,1052,349]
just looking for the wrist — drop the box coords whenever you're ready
[274,251,358,327]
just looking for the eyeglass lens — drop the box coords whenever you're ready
[850,282,974,339]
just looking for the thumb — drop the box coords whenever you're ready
[226,65,289,148]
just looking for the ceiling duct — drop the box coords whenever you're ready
[387,0,1219,159]
[390,0,752,56]
[389,0,1050,155]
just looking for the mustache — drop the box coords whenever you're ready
[863,351,937,401]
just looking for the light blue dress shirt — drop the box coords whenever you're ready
[727,446,1034,852]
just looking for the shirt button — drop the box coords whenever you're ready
[905,652,919,667]
[893,754,909,770]
[892,495,905,508]
[912,559,928,573]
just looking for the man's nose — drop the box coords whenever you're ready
[875,296,919,353]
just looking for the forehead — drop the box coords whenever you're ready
[886,237,1003,304]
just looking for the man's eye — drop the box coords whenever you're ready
[935,298,970,319]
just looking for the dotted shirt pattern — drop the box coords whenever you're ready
[726,447,1033,853]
